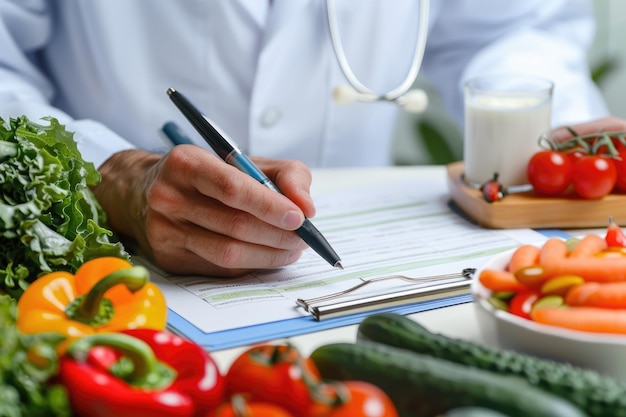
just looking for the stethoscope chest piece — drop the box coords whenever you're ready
[333,85,428,114]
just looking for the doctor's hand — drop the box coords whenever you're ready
[551,116,626,142]
[92,146,314,277]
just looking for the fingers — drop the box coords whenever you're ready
[147,178,309,250]
[551,116,626,143]
[252,156,316,218]
[139,146,317,275]
[164,146,310,230]
[146,210,304,276]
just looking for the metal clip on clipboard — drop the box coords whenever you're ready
[296,268,476,321]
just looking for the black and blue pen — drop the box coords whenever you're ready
[165,87,343,269]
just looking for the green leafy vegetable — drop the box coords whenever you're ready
[0,295,71,417]
[0,116,129,298]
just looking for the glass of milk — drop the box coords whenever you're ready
[463,76,554,188]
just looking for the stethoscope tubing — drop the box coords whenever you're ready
[325,0,430,102]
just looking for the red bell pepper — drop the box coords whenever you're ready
[58,329,225,417]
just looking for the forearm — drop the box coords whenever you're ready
[93,149,161,248]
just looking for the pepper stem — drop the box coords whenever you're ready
[67,332,176,389]
[72,266,149,324]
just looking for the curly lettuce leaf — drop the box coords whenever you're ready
[0,295,71,417]
[0,116,129,298]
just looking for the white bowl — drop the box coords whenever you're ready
[472,246,626,382]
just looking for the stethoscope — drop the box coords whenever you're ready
[326,0,430,113]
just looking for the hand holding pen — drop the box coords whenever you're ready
[166,88,342,269]
[93,110,328,277]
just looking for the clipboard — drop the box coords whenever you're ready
[154,228,569,352]
[165,293,473,351]
[303,278,472,321]
[138,255,476,351]
[296,269,475,320]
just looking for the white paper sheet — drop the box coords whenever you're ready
[138,176,546,334]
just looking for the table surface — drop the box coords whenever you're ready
[210,165,601,371]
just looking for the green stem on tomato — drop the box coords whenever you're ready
[590,133,620,157]
[553,130,626,157]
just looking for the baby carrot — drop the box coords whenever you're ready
[513,238,568,288]
[568,233,607,258]
[565,281,626,308]
[538,238,568,265]
[531,306,626,335]
[506,244,540,274]
[479,269,528,292]
[542,257,626,282]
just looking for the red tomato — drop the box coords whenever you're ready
[606,218,626,248]
[527,150,573,195]
[613,149,626,193]
[567,149,587,164]
[480,175,506,203]
[614,137,626,152]
[224,344,321,417]
[571,155,617,199]
[508,290,541,320]
[310,381,398,417]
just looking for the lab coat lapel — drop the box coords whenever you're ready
[232,0,271,28]
[232,0,311,33]
[263,0,313,47]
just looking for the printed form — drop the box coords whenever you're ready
[139,177,545,334]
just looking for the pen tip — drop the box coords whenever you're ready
[334,261,344,270]
[166,87,176,95]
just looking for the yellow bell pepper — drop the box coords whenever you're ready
[16,257,167,351]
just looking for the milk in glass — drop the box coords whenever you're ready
[463,77,553,187]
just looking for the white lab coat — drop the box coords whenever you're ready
[0,0,608,168]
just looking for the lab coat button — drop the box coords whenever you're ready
[260,107,282,127]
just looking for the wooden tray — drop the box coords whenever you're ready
[446,161,626,229]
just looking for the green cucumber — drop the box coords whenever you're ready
[440,407,512,417]
[356,312,626,417]
[310,341,586,417]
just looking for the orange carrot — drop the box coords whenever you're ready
[568,234,608,258]
[542,257,626,282]
[479,269,527,292]
[506,244,540,274]
[538,238,568,265]
[531,306,626,334]
[565,281,626,308]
